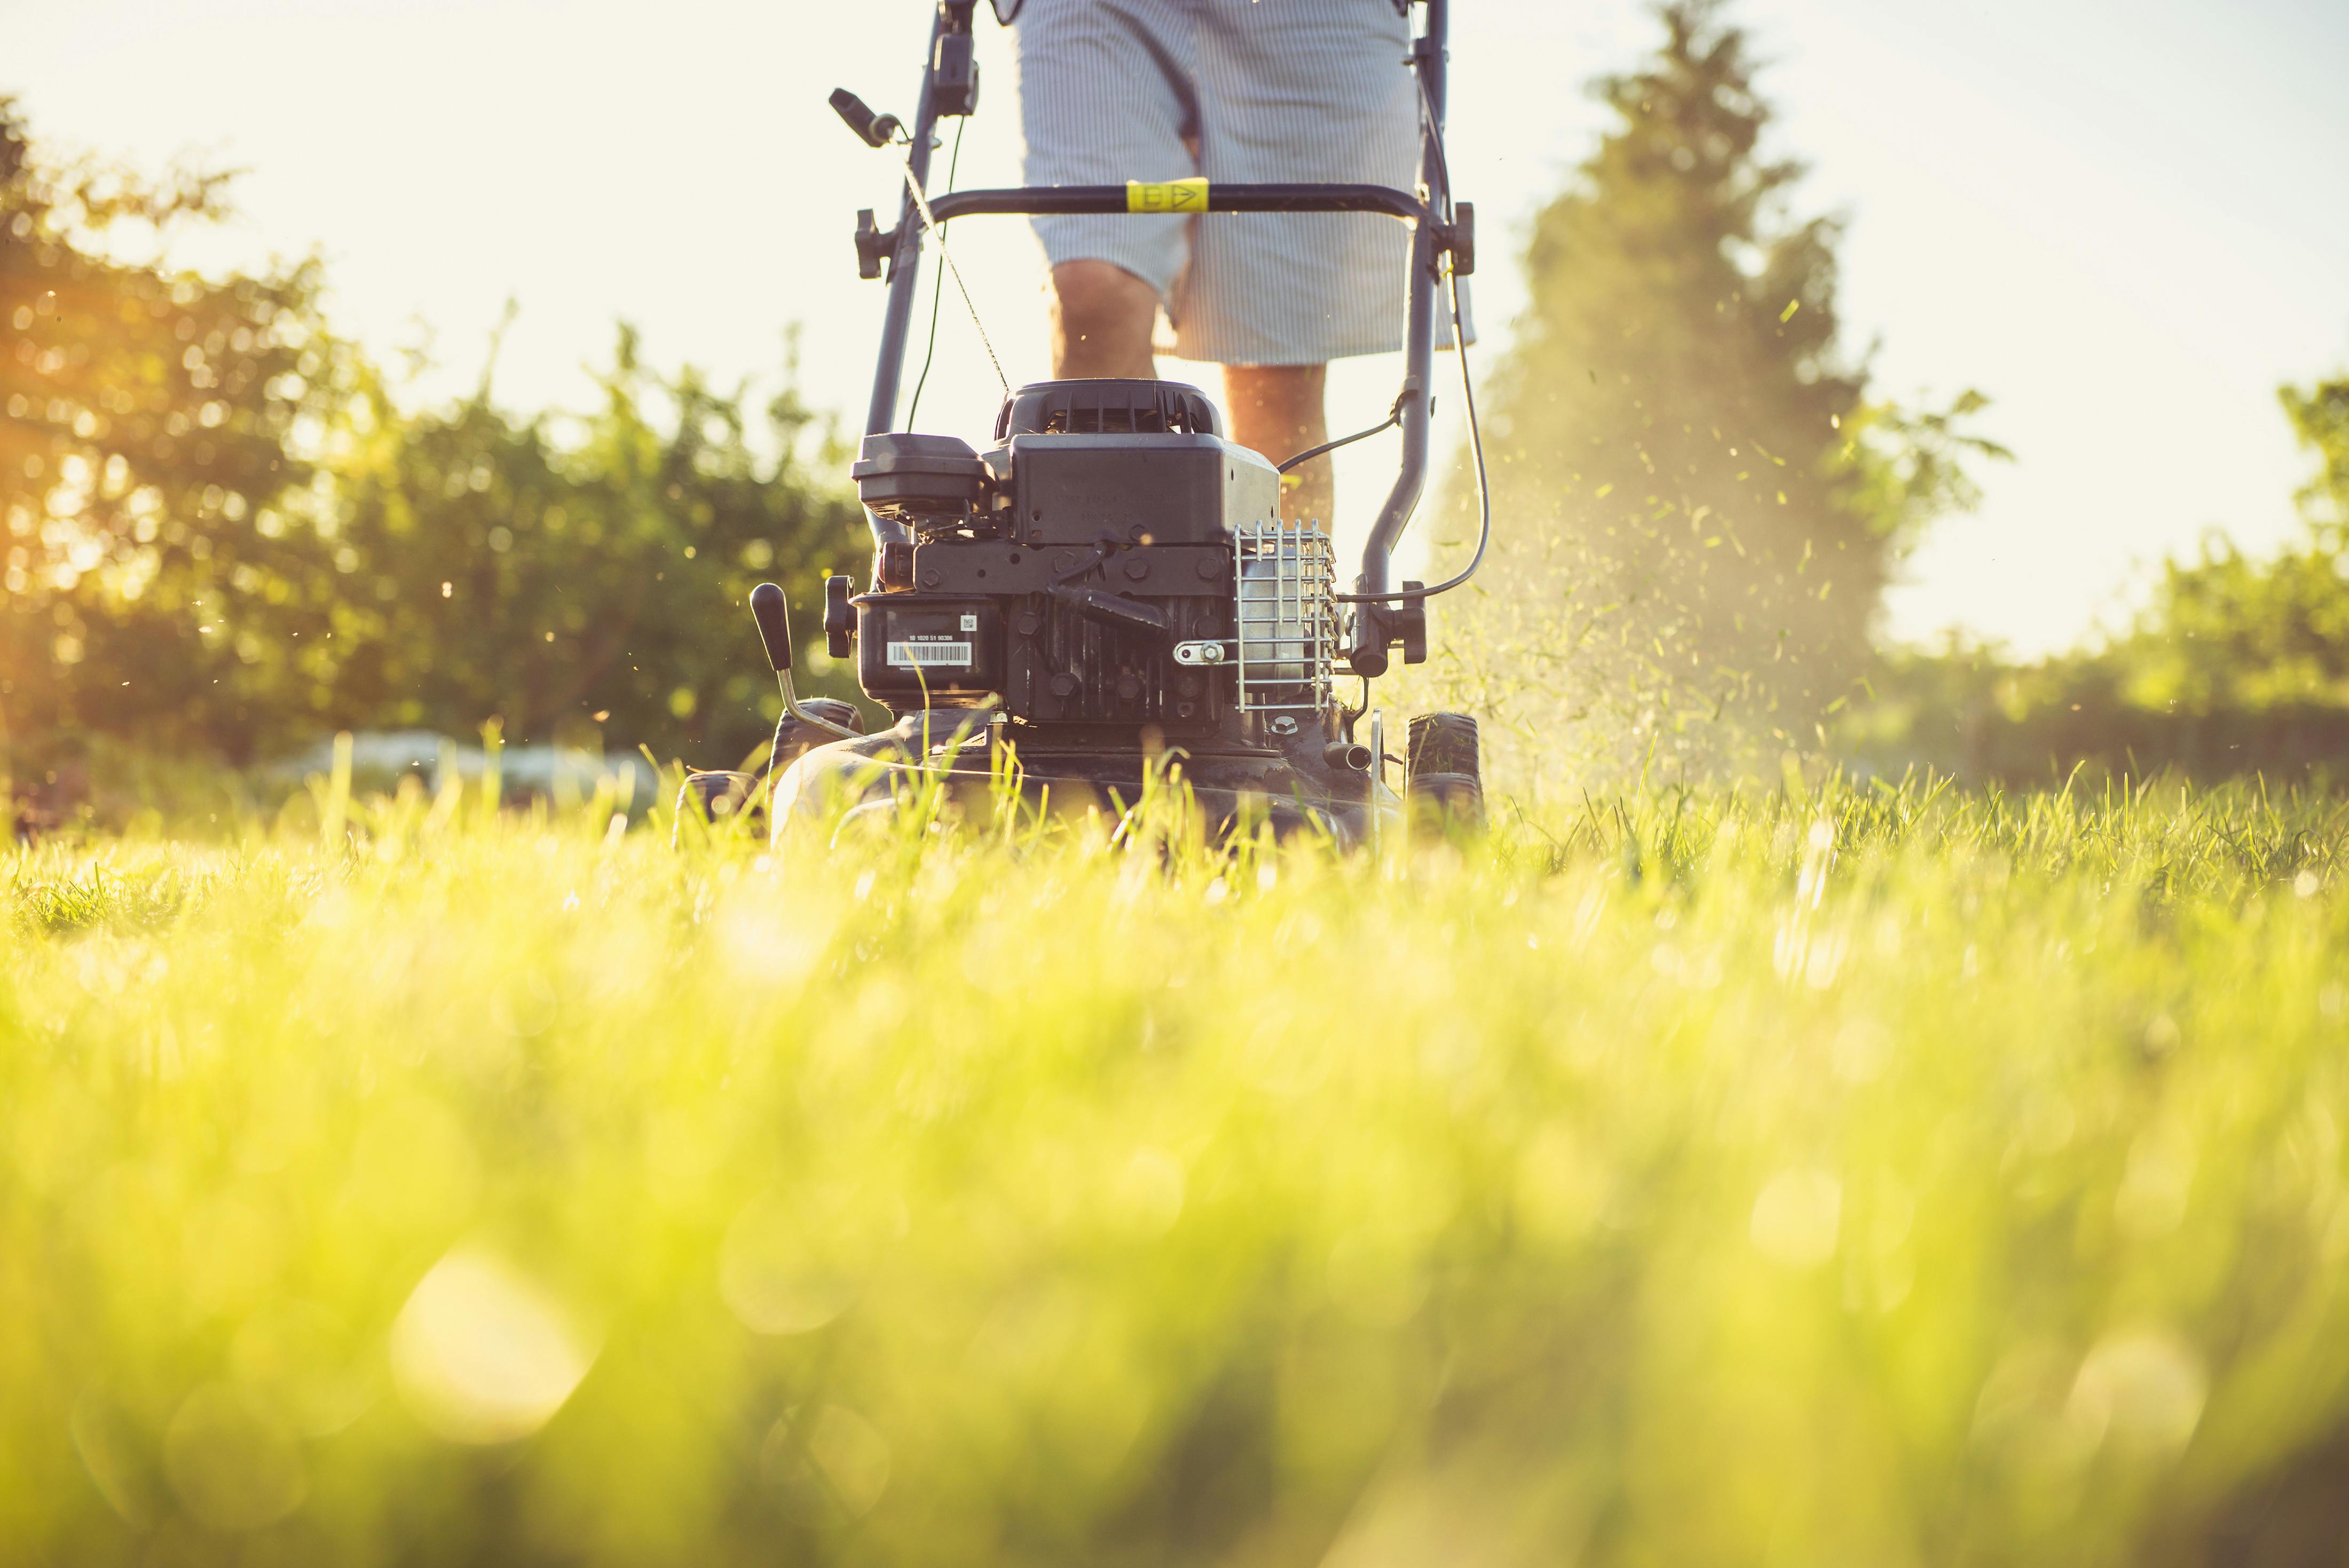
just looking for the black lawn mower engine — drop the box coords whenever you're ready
[846,380,1353,786]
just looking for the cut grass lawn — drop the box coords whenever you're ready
[5,774,2348,1565]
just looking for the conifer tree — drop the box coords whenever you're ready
[1434,1,1997,778]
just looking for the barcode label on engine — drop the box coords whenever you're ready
[887,640,973,668]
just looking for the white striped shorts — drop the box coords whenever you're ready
[1013,0,1422,366]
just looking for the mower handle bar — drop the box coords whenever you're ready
[917,183,1436,225]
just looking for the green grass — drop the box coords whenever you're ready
[5,773,2349,1566]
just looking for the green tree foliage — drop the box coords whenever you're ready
[2,101,865,777]
[2095,378,2349,716]
[312,329,867,765]
[1435,2,2000,779]
[1849,376,2349,782]
[0,96,341,762]
[2282,377,2348,534]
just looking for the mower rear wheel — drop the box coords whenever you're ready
[674,769,760,845]
[772,699,863,772]
[1404,712,1484,834]
[1406,712,1480,777]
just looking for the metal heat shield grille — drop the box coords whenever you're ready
[1232,519,1336,727]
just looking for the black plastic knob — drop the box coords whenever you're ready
[822,575,856,660]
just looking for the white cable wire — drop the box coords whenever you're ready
[900,162,1011,398]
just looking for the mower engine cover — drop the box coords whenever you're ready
[852,379,1295,735]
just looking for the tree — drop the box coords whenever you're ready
[2,99,866,782]
[2094,376,2349,716]
[1429,2,1999,780]
[2281,377,2348,537]
[1844,375,2349,783]
[0,96,344,765]
[311,327,868,767]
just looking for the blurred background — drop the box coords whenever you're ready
[4,0,2348,810]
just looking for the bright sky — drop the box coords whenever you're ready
[9,0,2347,656]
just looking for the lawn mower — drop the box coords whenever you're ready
[681,0,1491,846]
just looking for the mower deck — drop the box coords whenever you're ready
[770,710,1397,845]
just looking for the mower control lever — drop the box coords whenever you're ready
[830,88,902,149]
[750,583,862,743]
[750,582,795,672]
[1049,582,1169,635]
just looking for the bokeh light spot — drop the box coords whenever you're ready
[70,1387,160,1529]
[720,1191,865,1335]
[1750,1168,1842,1268]
[2069,1329,2207,1457]
[232,1299,379,1437]
[162,1383,306,1531]
[390,1248,596,1444]
[1109,1147,1186,1237]
[809,1404,894,1518]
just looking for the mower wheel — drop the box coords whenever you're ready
[1406,771,1485,834]
[1405,712,1484,834]
[1406,711,1480,778]
[674,769,760,845]
[773,699,863,772]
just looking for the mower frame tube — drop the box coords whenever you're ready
[861,3,967,552]
[1351,0,1449,675]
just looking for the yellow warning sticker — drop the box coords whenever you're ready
[1126,177,1209,214]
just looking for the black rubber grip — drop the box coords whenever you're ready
[750,582,793,672]
[830,88,900,149]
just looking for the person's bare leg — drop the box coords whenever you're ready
[1049,260,1159,378]
[1224,364,1330,524]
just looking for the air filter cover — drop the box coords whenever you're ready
[853,432,989,520]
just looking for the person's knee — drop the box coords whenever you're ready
[1223,364,1330,521]
[1226,363,1325,397]
[1050,261,1158,377]
[1051,260,1156,328]
[1224,365,1327,447]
